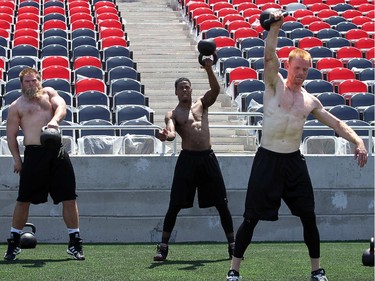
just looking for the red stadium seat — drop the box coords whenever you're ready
[13,36,39,49]
[41,56,70,68]
[43,19,67,31]
[73,56,102,70]
[213,36,236,48]
[99,27,125,40]
[41,65,72,82]
[100,36,128,50]
[75,78,106,95]
[298,37,323,50]
[71,19,95,31]
[337,79,368,96]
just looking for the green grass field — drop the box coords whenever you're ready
[0,242,373,281]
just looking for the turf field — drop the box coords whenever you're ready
[0,242,373,281]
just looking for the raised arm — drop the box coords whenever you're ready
[264,10,284,90]
[200,58,220,109]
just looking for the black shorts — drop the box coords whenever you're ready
[18,145,77,205]
[244,147,315,221]
[169,149,228,209]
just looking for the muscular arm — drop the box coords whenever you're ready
[46,87,66,127]
[264,12,284,91]
[6,103,22,173]
[312,106,368,167]
[200,59,220,109]
[157,111,177,142]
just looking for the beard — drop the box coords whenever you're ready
[23,86,41,98]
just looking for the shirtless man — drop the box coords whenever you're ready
[153,59,235,261]
[226,10,368,281]
[4,67,85,261]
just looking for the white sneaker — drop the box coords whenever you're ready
[226,269,242,281]
[310,268,328,281]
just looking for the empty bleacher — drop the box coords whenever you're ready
[0,0,374,155]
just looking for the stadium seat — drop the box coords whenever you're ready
[41,56,70,68]
[316,92,346,108]
[42,78,71,93]
[72,36,97,50]
[243,46,264,61]
[77,104,112,123]
[41,44,69,58]
[302,119,335,142]
[41,65,72,82]
[43,28,68,40]
[13,36,39,49]
[358,68,375,82]
[79,119,116,137]
[8,56,38,69]
[105,56,136,72]
[220,56,249,77]
[75,78,106,95]
[225,66,258,88]
[325,37,351,51]
[57,90,73,106]
[350,93,375,109]
[363,105,374,123]
[329,105,360,120]
[42,36,69,49]
[5,78,22,93]
[75,65,105,82]
[304,80,334,94]
[72,45,101,62]
[76,90,109,107]
[107,65,140,84]
[235,79,265,99]
[241,90,264,112]
[2,90,22,106]
[346,58,373,70]
[100,36,128,50]
[110,78,144,96]
[73,56,102,70]
[103,46,132,61]
[71,19,95,31]
[112,90,148,110]
[337,79,368,96]
[203,27,230,39]
[335,46,363,65]
[42,19,67,31]
[326,67,356,86]
[72,28,97,40]
[98,27,125,40]
[115,104,154,124]
[11,44,39,58]
[297,37,323,50]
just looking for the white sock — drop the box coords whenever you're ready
[68,228,80,234]
[11,227,23,235]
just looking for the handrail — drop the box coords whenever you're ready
[0,111,374,154]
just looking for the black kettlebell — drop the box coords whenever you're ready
[20,223,37,249]
[259,8,288,31]
[197,39,218,66]
[362,237,374,266]
[40,126,62,149]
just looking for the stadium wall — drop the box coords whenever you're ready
[0,155,373,243]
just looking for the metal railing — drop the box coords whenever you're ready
[0,111,374,155]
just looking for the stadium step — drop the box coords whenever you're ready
[117,0,255,153]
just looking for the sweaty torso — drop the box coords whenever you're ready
[173,98,211,151]
[261,75,317,153]
[16,91,55,145]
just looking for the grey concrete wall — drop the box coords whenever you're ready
[0,155,373,243]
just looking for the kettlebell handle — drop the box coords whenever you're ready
[198,53,218,66]
[41,126,61,134]
[24,222,36,234]
[263,10,289,25]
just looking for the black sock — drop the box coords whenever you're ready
[69,232,80,240]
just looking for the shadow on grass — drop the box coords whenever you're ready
[148,258,229,271]
[0,258,72,268]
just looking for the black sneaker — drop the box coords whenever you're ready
[311,268,328,281]
[67,238,85,260]
[153,244,168,261]
[226,269,242,281]
[4,238,21,261]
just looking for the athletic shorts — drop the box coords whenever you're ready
[18,145,77,205]
[244,147,315,221]
[169,149,228,209]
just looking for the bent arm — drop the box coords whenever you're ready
[157,111,177,142]
[47,87,66,127]
[200,59,220,109]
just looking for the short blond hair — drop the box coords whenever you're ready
[19,67,41,82]
[288,48,311,64]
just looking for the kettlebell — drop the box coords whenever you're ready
[40,126,62,149]
[197,39,218,66]
[362,237,374,266]
[20,223,37,249]
[259,8,288,31]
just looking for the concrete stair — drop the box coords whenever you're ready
[117,0,256,153]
